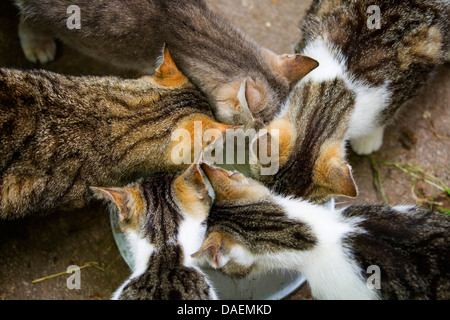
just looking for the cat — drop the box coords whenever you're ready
[91,163,217,300]
[193,163,450,300]
[13,0,319,129]
[0,47,230,219]
[248,0,450,203]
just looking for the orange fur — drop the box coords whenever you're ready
[201,163,270,203]
[146,46,188,88]
[264,117,295,167]
[314,141,357,198]
[166,115,233,164]
[173,164,211,220]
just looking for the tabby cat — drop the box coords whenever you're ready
[0,47,230,219]
[249,0,449,202]
[91,163,217,300]
[14,0,318,128]
[193,163,450,300]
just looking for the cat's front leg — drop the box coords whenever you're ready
[349,125,385,155]
[18,16,56,64]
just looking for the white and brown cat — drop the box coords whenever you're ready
[249,0,449,202]
[193,163,450,300]
[92,163,217,300]
[0,47,230,219]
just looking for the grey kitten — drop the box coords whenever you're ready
[91,164,217,300]
[248,0,450,203]
[14,0,318,128]
[193,163,450,300]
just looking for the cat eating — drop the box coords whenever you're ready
[0,47,230,219]
[248,0,449,202]
[91,163,217,300]
[14,0,318,129]
[193,163,450,300]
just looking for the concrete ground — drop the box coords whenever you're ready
[0,0,448,300]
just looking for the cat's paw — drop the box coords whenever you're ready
[18,21,56,64]
[20,36,56,64]
[350,127,384,155]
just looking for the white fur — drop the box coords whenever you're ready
[178,214,207,267]
[228,244,256,268]
[274,196,380,300]
[299,38,392,155]
[392,205,416,214]
[111,230,155,300]
[301,38,346,82]
[112,215,218,300]
[178,214,218,300]
[224,196,381,300]
[349,125,385,155]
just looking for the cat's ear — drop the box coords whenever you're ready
[152,45,188,87]
[314,143,358,198]
[263,48,319,87]
[192,231,229,268]
[236,79,264,124]
[173,162,212,219]
[90,185,142,220]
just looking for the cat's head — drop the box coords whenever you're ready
[214,50,319,129]
[248,79,358,203]
[90,163,212,248]
[191,163,270,277]
[192,163,316,277]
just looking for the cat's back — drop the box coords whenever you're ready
[342,205,450,299]
[14,0,207,72]
[0,67,121,110]
[117,245,213,300]
[297,0,449,86]
[0,66,210,116]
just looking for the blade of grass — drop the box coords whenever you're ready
[32,261,105,284]
[367,156,389,204]
[382,162,449,193]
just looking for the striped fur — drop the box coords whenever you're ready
[249,0,449,201]
[117,244,213,300]
[342,205,450,300]
[195,164,450,300]
[0,51,227,219]
[93,168,216,300]
[296,0,449,122]
[208,200,316,254]
[250,79,357,203]
[14,0,318,128]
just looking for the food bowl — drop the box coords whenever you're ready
[110,198,335,300]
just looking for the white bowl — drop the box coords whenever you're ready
[110,198,335,300]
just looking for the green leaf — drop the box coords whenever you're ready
[445,187,450,197]
[438,208,450,215]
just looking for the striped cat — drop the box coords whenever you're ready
[249,0,449,202]
[14,0,318,129]
[91,163,217,300]
[193,163,450,300]
[0,47,230,219]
